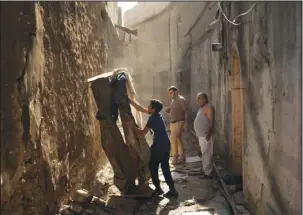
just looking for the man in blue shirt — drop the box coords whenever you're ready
[130,98,178,198]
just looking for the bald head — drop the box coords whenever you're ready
[196,92,208,107]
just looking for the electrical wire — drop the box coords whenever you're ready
[217,1,256,26]
[233,2,256,22]
[217,2,241,26]
[134,1,257,46]
[122,2,256,46]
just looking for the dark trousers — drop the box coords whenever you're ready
[149,148,175,190]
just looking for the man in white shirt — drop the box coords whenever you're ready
[193,92,215,179]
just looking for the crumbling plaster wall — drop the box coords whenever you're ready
[189,1,302,215]
[235,2,302,215]
[172,2,226,155]
[1,2,121,214]
[190,22,230,158]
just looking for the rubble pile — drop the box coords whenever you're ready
[58,189,111,215]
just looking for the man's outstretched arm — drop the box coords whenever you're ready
[135,126,150,136]
[129,98,149,114]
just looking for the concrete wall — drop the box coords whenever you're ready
[0,2,121,214]
[124,2,171,28]
[123,2,218,108]
[189,1,302,214]
[236,2,302,215]
[189,13,230,158]
[105,2,122,26]
[122,3,171,107]
[168,2,224,156]
[168,2,218,117]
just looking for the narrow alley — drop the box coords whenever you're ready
[55,126,249,215]
[1,2,302,215]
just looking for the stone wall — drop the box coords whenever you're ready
[0,2,121,214]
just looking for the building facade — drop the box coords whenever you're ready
[123,2,172,106]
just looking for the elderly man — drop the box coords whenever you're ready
[194,93,215,179]
[166,86,188,165]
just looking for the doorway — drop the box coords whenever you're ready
[231,42,244,177]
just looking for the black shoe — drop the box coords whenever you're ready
[152,187,164,196]
[164,189,179,198]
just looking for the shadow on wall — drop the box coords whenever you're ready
[239,1,302,214]
[245,77,285,215]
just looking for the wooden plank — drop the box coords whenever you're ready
[231,53,244,176]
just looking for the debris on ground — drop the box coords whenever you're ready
[183,198,196,206]
[232,191,245,205]
[174,156,204,176]
[186,156,201,163]
[182,211,214,215]
[73,189,92,203]
[226,185,237,194]
[57,129,252,215]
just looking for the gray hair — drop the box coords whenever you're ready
[197,92,208,101]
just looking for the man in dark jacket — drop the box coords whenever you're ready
[130,98,178,198]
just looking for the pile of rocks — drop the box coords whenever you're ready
[58,189,112,215]
[225,185,251,215]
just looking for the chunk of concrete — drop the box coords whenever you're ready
[59,205,74,215]
[183,212,214,215]
[232,191,245,205]
[183,199,196,206]
[73,189,93,203]
[91,196,106,206]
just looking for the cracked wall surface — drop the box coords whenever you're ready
[189,2,301,215]
[1,2,121,214]
[239,2,302,215]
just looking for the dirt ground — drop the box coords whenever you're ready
[59,125,251,215]
[96,130,233,215]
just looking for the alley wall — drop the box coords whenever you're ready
[237,2,302,215]
[189,2,302,215]
[167,2,226,155]
[123,3,172,107]
[122,2,302,215]
[0,2,121,214]
[122,2,218,114]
